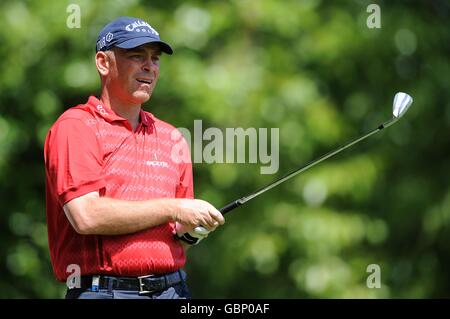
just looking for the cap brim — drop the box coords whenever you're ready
[116,37,173,55]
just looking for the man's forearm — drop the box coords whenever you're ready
[70,196,178,235]
[64,192,224,236]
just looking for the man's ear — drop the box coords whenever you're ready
[95,51,111,77]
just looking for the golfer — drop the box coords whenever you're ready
[44,16,225,299]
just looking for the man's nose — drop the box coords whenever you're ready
[143,59,157,72]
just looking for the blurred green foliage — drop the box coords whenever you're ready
[0,0,449,298]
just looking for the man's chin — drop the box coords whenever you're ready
[132,92,152,105]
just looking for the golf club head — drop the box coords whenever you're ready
[393,92,413,119]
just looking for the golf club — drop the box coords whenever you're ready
[181,92,413,241]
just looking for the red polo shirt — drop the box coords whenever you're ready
[44,96,193,281]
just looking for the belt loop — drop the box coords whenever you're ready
[107,277,114,293]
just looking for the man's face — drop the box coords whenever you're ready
[104,43,162,105]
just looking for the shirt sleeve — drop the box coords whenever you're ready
[44,118,107,205]
[175,134,194,199]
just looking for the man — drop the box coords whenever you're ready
[44,16,224,299]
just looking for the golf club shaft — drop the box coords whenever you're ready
[218,119,395,215]
[190,91,412,236]
[192,118,397,235]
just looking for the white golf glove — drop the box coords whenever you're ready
[175,223,210,245]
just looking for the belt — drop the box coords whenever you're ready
[78,270,185,295]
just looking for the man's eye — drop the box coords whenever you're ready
[128,53,142,59]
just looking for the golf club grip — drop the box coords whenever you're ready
[219,200,241,215]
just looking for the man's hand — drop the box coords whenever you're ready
[173,199,224,245]
[172,199,225,229]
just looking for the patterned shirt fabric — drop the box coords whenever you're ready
[44,96,193,281]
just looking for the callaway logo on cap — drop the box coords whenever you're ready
[96,16,173,54]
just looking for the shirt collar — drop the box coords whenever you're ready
[87,95,153,127]
[139,108,154,127]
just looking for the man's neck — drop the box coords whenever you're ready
[100,91,141,131]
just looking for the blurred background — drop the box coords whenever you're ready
[0,0,449,298]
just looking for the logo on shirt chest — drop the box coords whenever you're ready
[145,153,169,168]
[145,160,169,168]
